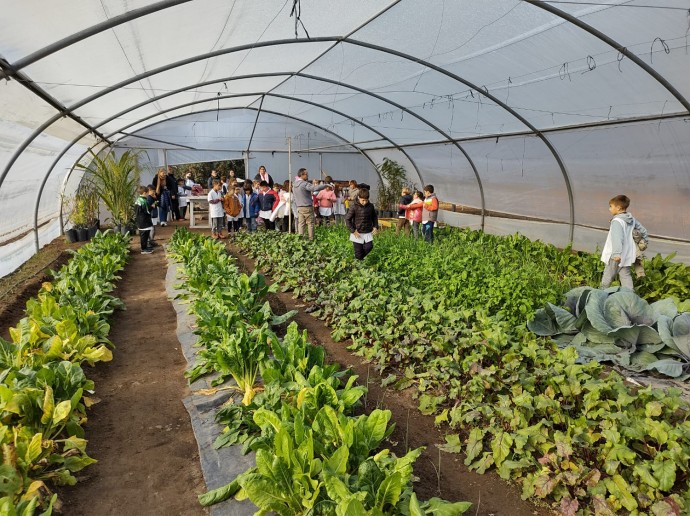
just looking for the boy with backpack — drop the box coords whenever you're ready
[600,194,649,290]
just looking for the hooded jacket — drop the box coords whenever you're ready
[601,212,648,266]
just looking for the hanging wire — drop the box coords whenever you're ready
[559,62,572,81]
[650,37,670,63]
[290,0,311,39]
[617,49,626,72]
[582,55,596,74]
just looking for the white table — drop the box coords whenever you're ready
[187,195,211,228]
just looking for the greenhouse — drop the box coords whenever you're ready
[1,1,689,515]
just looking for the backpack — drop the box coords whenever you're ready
[223,194,242,217]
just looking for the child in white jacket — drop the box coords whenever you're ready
[600,194,648,290]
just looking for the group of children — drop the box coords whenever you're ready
[395,185,439,242]
[208,176,297,239]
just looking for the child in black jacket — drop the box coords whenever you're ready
[135,186,154,254]
[345,188,379,260]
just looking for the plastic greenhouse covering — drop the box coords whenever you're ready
[1,0,689,276]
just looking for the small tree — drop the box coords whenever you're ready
[376,158,409,212]
[76,150,143,226]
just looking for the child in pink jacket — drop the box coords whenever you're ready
[316,185,337,226]
[401,190,424,238]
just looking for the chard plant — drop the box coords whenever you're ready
[171,229,469,513]
[0,231,128,513]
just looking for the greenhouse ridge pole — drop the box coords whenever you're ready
[524,0,690,113]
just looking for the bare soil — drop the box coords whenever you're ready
[0,223,551,515]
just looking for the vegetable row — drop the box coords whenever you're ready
[0,232,128,515]
[232,226,690,515]
[168,227,470,515]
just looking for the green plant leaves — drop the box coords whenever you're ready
[530,286,690,378]
[229,225,690,514]
[0,232,128,512]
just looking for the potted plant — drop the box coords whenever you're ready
[79,182,100,239]
[376,157,409,218]
[70,196,89,242]
[76,149,142,232]
[61,193,78,243]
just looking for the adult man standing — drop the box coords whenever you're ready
[207,169,218,190]
[253,165,274,188]
[293,168,328,240]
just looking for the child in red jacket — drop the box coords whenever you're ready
[401,190,424,239]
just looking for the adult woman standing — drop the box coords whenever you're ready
[253,165,274,188]
[152,168,177,226]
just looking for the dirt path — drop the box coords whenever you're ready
[53,224,208,515]
[223,237,551,516]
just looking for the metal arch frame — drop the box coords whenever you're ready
[103,69,485,218]
[114,108,385,182]
[41,62,492,252]
[108,90,425,186]
[3,36,569,240]
[523,0,690,113]
[44,102,377,251]
[28,57,497,250]
[45,97,398,252]
[114,107,378,157]
[7,0,690,243]
[1,0,193,76]
[52,104,378,247]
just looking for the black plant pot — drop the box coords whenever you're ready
[65,228,78,243]
[88,225,98,239]
[76,228,89,242]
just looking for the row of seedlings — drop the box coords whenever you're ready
[0,231,129,514]
[168,227,471,515]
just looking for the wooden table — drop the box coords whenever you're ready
[187,195,210,228]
